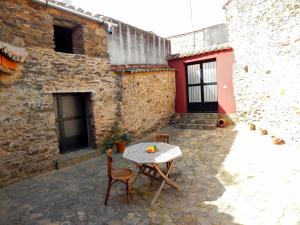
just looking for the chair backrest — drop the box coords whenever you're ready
[107,149,113,177]
[152,134,169,143]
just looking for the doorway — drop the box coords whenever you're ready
[186,59,218,113]
[53,93,89,153]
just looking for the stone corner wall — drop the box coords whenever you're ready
[118,70,176,137]
[225,0,300,146]
[0,0,115,187]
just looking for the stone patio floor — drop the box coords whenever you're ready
[1,125,300,225]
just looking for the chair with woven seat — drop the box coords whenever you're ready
[104,149,134,205]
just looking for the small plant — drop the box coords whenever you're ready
[103,132,130,152]
[112,133,130,153]
[121,133,129,142]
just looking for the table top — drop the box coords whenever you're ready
[123,142,182,164]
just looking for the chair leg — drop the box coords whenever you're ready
[150,177,154,186]
[126,180,131,204]
[104,178,112,205]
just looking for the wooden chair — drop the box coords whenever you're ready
[152,134,172,170]
[104,149,134,205]
[152,134,170,143]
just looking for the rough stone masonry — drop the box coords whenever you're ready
[0,0,175,187]
[119,70,176,136]
[224,0,300,147]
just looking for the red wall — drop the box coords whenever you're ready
[168,49,236,115]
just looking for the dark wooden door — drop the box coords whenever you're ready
[54,93,88,153]
[186,60,218,113]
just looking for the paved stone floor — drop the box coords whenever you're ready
[1,125,300,225]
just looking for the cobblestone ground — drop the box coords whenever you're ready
[1,125,300,225]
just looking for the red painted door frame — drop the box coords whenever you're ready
[168,49,236,115]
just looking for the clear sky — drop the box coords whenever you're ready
[70,0,226,37]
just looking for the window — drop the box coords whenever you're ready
[53,25,73,53]
[53,18,84,54]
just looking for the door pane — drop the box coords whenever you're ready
[187,64,201,84]
[188,86,202,102]
[203,61,216,83]
[61,95,84,117]
[204,85,217,102]
[63,119,86,138]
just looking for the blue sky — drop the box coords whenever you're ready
[71,0,226,37]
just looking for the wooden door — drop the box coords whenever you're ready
[54,93,88,153]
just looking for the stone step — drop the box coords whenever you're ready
[176,123,216,130]
[178,113,219,119]
[178,118,217,125]
[55,148,101,169]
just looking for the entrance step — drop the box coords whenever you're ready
[55,148,101,169]
[176,123,216,130]
[179,113,219,119]
[176,113,219,130]
[178,118,217,124]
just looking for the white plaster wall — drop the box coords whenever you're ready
[108,22,170,65]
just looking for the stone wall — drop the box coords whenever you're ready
[0,0,116,187]
[0,0,53,49]
[224,0,300,146]
[118,71,176,137]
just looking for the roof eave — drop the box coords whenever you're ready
[31,0,118,27]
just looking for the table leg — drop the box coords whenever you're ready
[151,160,181,205]
[154,162,180,190]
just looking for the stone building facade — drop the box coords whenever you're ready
[0,0,175,187]
[224,0,300,146]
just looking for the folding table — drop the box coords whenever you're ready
[123,142,182,205]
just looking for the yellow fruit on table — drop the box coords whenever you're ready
[147,146,155,152]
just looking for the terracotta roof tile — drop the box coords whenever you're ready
[0,42,27,63]
[112,65,175,73]
[168,44,232,60]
